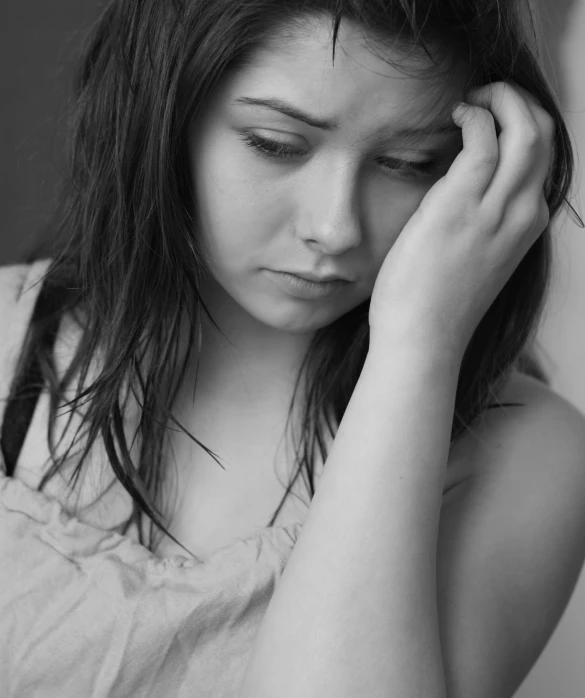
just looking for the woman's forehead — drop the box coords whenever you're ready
[227,17,463,134]
[240,17,463,106]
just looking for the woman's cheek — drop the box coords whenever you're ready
[367,181,430,250]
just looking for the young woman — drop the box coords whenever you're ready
[2,1,585,696]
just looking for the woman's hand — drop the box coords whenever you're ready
[368,81,554,360]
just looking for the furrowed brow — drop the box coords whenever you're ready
[234,96,338,130]
[233,96,460,141]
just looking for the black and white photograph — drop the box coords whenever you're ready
[1,1,585,696]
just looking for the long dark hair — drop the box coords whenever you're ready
[2,0,579,557]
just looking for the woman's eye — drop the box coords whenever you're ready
[376,156,441,180]
[239,132,440,180]
[239,132,304,159]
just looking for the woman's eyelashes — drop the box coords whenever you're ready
[238,131,443,181]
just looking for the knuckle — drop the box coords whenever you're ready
[513,195,549,232]
[538,111,556,142]
[490,81,508,99]
[474,80,505,96]
[521,125,540,149]
[478,107,496,127]
[484,207,506,233]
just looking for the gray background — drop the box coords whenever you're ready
[0,0,573,265]
[0,1,101,263]
[2,2,585,695]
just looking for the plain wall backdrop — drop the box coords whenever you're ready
[514,1,585,694]
[1,2,584,695]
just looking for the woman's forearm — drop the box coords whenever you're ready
[238,341,462,698]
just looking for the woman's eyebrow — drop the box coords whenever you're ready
[232,96,460,139]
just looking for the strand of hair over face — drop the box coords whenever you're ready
[10,0,579,553]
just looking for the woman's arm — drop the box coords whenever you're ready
[238,340,461,698]
[238,81,556,698]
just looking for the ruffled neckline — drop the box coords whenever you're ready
[0,466,303,579]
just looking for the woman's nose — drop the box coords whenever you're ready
[295,159,363,255]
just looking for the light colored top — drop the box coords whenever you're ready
[0,259,304,697]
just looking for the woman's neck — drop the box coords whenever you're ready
[174,287,314,412]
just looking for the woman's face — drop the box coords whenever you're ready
[189,16,464,335]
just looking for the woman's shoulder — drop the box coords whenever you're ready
[0,257,52,391]
[0,256,49,357]
[0,257,134,529]
[0,257,52,323]
[448,366,585,486]
[0,259,47,447]
[500,369,585,465]
[495,367,583,430]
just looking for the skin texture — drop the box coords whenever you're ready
[186,17,464,403]
[368,79,553,354]
[163,17,585,698]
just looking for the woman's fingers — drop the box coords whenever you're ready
[509,82,556,177]
[427,80,553,247]
[467,82,554,225]
[446,101,499,198]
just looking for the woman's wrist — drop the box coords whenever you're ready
[367,327,465,377]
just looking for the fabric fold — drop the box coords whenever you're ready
[0,466,302,697]
[0,259,307,696]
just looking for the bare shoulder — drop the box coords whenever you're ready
[436,369,585,697]
[0,262,30,305]
[0,259,51,320]
[446,368,585,489]
[481,368,585,457]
